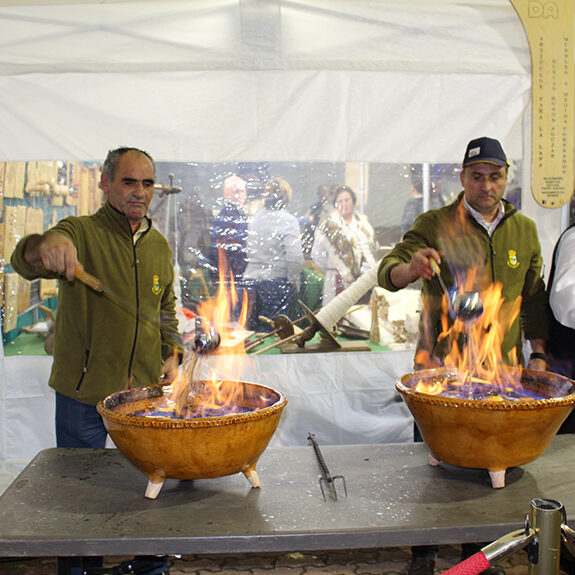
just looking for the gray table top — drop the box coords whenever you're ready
[0,437,573,557]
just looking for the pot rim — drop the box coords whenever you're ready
[96,380,288,428]
[396,367,575,411]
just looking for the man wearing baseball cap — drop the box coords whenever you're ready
[378,136,548,575]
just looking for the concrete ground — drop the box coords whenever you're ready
[0,545,533,574]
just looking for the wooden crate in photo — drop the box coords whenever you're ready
[3,273,19,332]
[79,164,102,216]
[0,222,4,268]
[17,275,31,314]
[26,161,58,187]
[25,207,44,236]
[40,279,58,300]
[3,205,27,262]
[3,162,26,199]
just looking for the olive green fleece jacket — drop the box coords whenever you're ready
[378,193,548,364]
[11,201,183,405]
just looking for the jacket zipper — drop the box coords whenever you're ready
[75,348,90,392]
[489,236,496,282]
[126,240,140,383]
[487,209,514,283]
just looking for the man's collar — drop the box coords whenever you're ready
[104,201,151,236]
[462,196,504,224]
[462,196,505,234]
[133,216,150,241]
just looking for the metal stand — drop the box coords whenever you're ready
[529,498,563,574]
[281,301,370,354]
[441,498,574,575]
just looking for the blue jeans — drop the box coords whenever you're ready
[55,393,169,574]
[245,278,297,332]
[55,392,108,448]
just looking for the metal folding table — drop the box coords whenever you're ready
[0,437,573,561]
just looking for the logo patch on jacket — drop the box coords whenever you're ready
[152,275,162,295]
[507,250,519,269]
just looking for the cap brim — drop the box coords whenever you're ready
[463,158,509,168]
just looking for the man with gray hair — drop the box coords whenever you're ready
[11,146,181,575]
[207,174,249,294]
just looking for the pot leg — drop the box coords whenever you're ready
[243,462,261,488]
[428,453,441,466]
[145,478,166,499]
[488,469,506,488]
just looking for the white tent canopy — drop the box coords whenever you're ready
[0,0,531,163]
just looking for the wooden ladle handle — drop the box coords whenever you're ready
[75,267,104,293]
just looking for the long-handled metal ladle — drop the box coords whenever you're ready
[429,259,484,399]
[428,259,484,324]
[451,290,484,324]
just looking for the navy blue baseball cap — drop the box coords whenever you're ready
[463,137,509,168]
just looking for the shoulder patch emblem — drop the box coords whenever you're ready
[152,274,162,295]
[507,250,519,269]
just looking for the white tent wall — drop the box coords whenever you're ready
[0,0,532,163]
[0,0,569,481]
[0,70,530,162]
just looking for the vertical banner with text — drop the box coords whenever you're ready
[510,0,574,208]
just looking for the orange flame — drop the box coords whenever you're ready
[168,249,255,418]
[196,249,250,353]
[415,282,522,398]
[411,208,530,399]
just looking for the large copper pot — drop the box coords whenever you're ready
[396,367,575,488]
[97,381,287,498]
